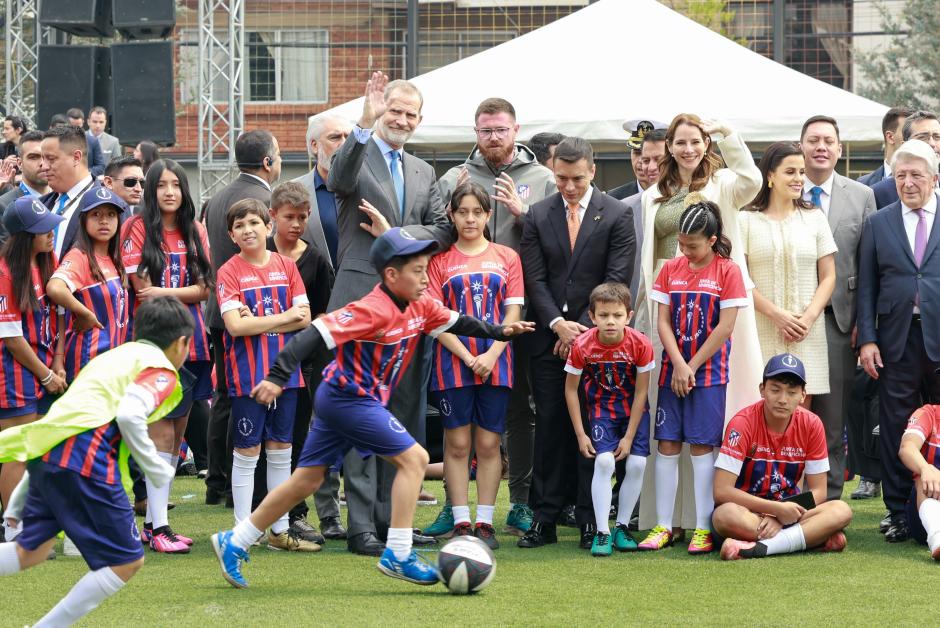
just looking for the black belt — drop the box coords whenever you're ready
[913,313,922,324]
[824,305,834,315]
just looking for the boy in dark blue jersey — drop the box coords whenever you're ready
[212,227,533,588]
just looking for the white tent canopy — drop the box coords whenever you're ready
[318,0,887,150]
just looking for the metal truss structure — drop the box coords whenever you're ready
[197,0,245,206]
[4,0,41,121]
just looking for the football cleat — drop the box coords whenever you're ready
[638,525,674,551]
[612,524,637,552]
[150,527,191,554]
[504,503,534,536]
[720,538,763,560]
[591,532,613,557]
[688,528,714,554]
[423,505,455,537]
[211,530,250,589]
[473,523,499,550]
[376,548,440,585]
[816,531,847,553]
[452,522,473,537]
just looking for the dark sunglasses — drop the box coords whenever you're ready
[122,177,145,188]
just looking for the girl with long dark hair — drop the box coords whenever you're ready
[120,159,213,553]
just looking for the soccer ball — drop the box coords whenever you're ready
[437,536,496,595]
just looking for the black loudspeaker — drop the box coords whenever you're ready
[39,0,114,38]
[37,45,111,131]
[110,41,176,146]
[113,1,176,40]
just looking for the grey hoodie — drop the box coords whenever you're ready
[437,143,556,251]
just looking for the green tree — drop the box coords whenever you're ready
[666,0,744,44]
[856,0,940,109]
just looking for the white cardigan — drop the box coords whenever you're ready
[636,131,765,422]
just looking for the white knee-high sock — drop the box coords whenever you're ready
[386,527,411,561]
[655,453,680,529]
[616,455,647,527]
[920,498,940,551]
[691,452,716,530]
[0,542,22,575]
[591,452,616,534]
[146,452,176,529]
[761,523,806,555]
[265,448,292,535]
[232,451,259,526]
[230,519,264,551]
[33,567,125,627]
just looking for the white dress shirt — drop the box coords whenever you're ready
[242,172,272,191]
[902,193,938,313]
[53,174,94,258]
[802,173,835,215]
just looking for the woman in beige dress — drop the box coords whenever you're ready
[635,114,763,537]
[740,141,836,405]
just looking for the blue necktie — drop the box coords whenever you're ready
[53,193,68,241]
[389,150,405,219]
[810,186,823,209]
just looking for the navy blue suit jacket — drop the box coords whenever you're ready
[857,195,940,362]
[872,176,900,209]
[858,164,885,188]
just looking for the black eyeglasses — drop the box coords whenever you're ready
[122,177,145,188]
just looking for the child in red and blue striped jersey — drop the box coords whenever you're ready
[47,187,130,383]
[426,182,524,548]
[0,197,67,542]
[640,201,748,555]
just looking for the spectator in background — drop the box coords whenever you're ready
[528,132,565,170]
[871,111,940,208]
[39,125,97,259]
[135,141,161,175]
[1,115,29,159]
[0,130,50,244]
[66,108,106,178]
[609,120,666,201]
[102,156,145,213]
[859,107,914,188]
[87,106,121,163]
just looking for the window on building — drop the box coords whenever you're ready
[179,29,329,105]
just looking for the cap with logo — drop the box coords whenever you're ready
[79,186,129,215]
[3,196,66,235]
[370,227,439,272]
[622,119,668,150]
[762,353,806,385]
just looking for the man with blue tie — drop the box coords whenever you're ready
[858,139,940,543]
[327,71,450,556]
[799,115,877,503]
[39,125,97,259]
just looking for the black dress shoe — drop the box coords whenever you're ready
[557,505,578,528]
[880,511,893,534]
[885,515,909,543]
[608,504,618,521]
[517,522,557,548]
[205,488,226,505]
[347,531,385,556]
[580,524,597,549]
[320,516,347,540]
[412,530,438,546]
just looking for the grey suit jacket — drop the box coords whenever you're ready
[826,172,877,334]
[326,133,450,309]
[202,173,272,329]
[623,190,644,307]
[95,132,121,163]
[292,168,333,269]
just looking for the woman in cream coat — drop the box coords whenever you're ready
[635,114,764,535]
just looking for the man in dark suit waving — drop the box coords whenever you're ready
[327,71,450,556]
[518,137,635,548]
[858,139,940,542]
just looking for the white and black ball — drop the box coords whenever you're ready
[437,536,496,595]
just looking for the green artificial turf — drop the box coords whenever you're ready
[4,477,939,626]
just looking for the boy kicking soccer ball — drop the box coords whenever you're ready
[711,354,853,560]
[211,227,533,588]
[0,296,192,626]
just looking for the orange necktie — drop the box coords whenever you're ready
[567,203,581,252]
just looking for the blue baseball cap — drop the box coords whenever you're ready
[763,353,806,384]
[79,186,129,215]
[370,227,439,271]
[3,196,65,235]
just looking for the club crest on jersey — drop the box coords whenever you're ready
[388,416,407,434]
[592,424,604,442]
[237,416,253,436]
[154,374,169,391]
[439,398,452,417]
[337,310,354,325]
[655,406,667,427]
[675,299,705,342]
[0,295,6,312]
[728,429,740,448]
[517,184,530,200]
[61,260,72,270]
[123,238,133,253]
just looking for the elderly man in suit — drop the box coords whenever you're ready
[871,111,940,208]
[289,113,353,541]
[327,72,450,556]
[517,136,635,549]
[201,130,280,510]
[859,139,940,543]
[799,115,877,502]
[859,107,913,188]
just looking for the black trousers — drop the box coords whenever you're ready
[205,327,233,496]
[879,320,940,513]
[529,348,594,526]
[847,367,881,481]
